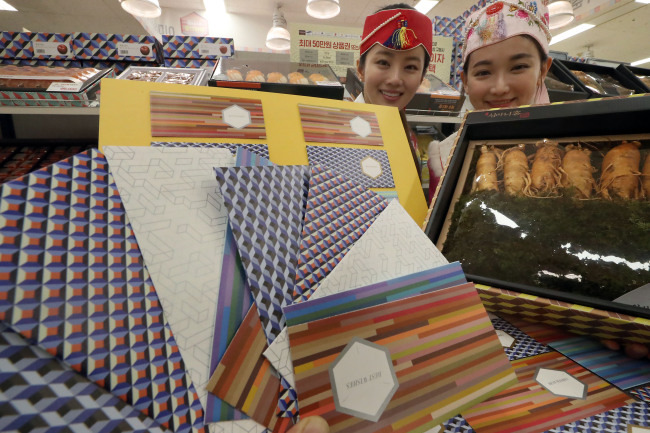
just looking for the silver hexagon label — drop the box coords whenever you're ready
[222,104,251,129]
[534,367,587,399]
[329,337,398,422]
[495,329,516,348]
[360,156,382,179]
[350,116,372,138]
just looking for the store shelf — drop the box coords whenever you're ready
[0,104,99,116]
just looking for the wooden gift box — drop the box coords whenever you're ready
[423,95,650,344]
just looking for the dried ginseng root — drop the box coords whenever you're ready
[561,144,597,199]
[642,153,650,199]
[501,144,529,196]
[526,140,564,197]
[472,145,500,192]
[599,140,641,200]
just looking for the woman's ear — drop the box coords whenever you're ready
[539,57,553,86]
[460,70,468,92]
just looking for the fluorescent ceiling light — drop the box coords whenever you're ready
[550,23,595,45]
[631,57,650,66]
[0,0,17,11]
[414,0,438,14]
[635,0,650,4]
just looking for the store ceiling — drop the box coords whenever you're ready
[0,0,648,65]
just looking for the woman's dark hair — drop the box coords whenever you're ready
[358,3,432,74]
[462,34,548,73]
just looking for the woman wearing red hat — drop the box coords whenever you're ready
[356,3,434,181]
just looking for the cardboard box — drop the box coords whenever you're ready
[71,33,163,64]
[423,95,650,341]
[209,59,343,100]
[0,31,74,60]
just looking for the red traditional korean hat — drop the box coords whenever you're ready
[360,8,433,58]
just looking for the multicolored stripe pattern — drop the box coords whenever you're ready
[461,351,635,433]
[206,307,292,433]
[298,104,383,146]
[150,92,267,139]
[549,336,650,390]
[293,165,387,302]
[205,147,271,423]
[287,280,516,432]
[286,262,467,326]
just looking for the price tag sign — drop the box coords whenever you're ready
[32,41,72,57]
[197,42,231,57]
[47,82,84,92]
[116,42,154,58]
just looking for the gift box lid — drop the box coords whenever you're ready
[0,32,74,60]
[160,35,234,59]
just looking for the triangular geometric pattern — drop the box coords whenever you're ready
[490,316,551,361]
[632,386,650,403]
[293,165,387,302]
[214,166,310,344]
[0,149,205,433]
[0,322,168,433]
[276,377,298,419]
[546,402,650,432]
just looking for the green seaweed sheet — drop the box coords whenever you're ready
[441,141,650,301]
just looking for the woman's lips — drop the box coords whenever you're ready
[380,90,402,102]
[487,99,515,108]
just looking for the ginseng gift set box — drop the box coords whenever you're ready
[424,95,650,331]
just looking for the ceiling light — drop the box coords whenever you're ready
[635,0,650,4]
[548,1,575,29]
[550,23,595,45]
[266,6,291,51]
[631,57,650,66]
[0,0,16,11]
[120,0,161,18]
[414,0,439,14]
[306,0,340,19]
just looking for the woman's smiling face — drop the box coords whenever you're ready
[462,35,552,110]
[358,44,426,110]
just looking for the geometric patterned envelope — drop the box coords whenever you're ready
[204,148,270,426]
[214,166,310,345]
[103,146,235,420]
[293,165,387,302]
[461,351,636,433]
[306,146,395,189]
[0,150,205,433]
[288,280,516,432]
[0,322,168,433]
